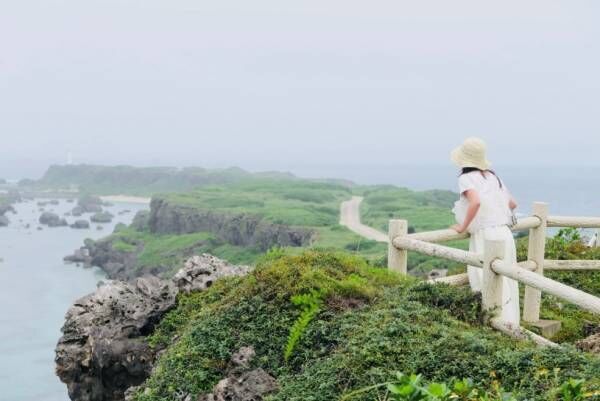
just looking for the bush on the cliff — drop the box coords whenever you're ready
[132,251,600,401]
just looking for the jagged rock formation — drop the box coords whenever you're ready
[173,254,249,293]
[64,248,92,264]
[39,211,68,227]
[148,197,314,251]
[55,255,250,401]
[84,238,141,279]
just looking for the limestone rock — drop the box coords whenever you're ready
[39,211,68,227]
[90,211,114,223]
[576,333,600,354]
[197,347,277,401]
[55,276,178,401]
[56,255,250,401]
[70,220,90,229]
[173,254,249,293]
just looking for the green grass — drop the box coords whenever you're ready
[107,228,262,276]
[359,186,457,232]
[131,251,600,401]
[161,179,352,227]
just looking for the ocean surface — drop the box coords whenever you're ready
[0,166,598,401]
[0,199,147,401]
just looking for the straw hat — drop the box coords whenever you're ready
[450,137,491,170]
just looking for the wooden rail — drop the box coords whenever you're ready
[388,201,600,345]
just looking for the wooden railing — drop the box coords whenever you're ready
[387,202,600,345]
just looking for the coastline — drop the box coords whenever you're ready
[100,195,151,204]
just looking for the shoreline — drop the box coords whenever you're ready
[100,195,151,204]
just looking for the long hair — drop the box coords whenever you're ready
[460,167,503,188]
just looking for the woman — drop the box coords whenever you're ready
[450,137,520,326]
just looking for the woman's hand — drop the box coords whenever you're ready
[450,224,466,233]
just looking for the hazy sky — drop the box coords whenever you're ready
[1,1,599,179]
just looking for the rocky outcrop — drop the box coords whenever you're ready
[56,255,250,401]
[55,276,177,401]
[70,220,90,229]
[130,210,150,231]
[64,248,92,264]
[77,195,104,213]
[0,215,8,227]
[174,254,249,293]
[576,333,600,354]
[148,198,314,251]
[90,211,113,223]
[195,347,278,401]
[40,212,68,227]
[85,238,141,280]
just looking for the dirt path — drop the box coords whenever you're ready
[339,196,389,243]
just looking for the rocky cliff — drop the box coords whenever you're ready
[55,254,249,401]
[148,197,315,251]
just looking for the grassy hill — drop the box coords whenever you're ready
[96,180,464,278]
[130,251,600,401]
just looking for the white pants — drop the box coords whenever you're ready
[468,225,520,326]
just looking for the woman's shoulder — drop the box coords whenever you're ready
[458,171,482,193]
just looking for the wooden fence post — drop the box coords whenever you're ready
[523,202,548,323]
[388,219,408,274]
[482,239,505,319]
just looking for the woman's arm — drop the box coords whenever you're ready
[509,196,517,210]
[451,189,480,233]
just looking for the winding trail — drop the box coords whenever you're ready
[339,196,389,243]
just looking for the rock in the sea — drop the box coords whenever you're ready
[39,212,68,227]
[0,215,9,227]
[70,220,90,229]
[174,254,249,293]
[71,206,84,217]
[90,211,113,223]
[64,248,92,264]
[56,255,250,401]
[77,195,104,213]
[55,276,178,401]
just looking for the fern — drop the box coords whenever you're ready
[284,289,324,361]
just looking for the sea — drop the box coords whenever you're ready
[0,164,598,401]
[0,199,147,401]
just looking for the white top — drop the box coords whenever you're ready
[452,171,512,233]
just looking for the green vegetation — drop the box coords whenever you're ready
[132,251,600,401]
[360,186,457,232]
[343,372,598,401]
[161,179,351,226]
[517,228,600,342]
[31,164,333,195]
[107,227,261,276]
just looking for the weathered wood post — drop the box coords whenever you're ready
[388,219,408,274]
[523,202,549,323]
[482,239,505,319]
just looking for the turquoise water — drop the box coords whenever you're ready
[0,199,147,401]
